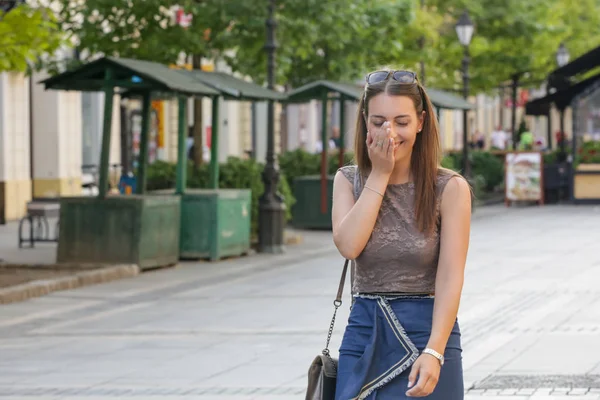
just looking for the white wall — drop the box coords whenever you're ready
[32,71,82,182]
[81,92,121,167]
[0,73,30,183]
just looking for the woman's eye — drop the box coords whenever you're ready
[396,122,409,127]
[373,122,383,127]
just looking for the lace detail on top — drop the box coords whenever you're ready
[337,165,458,294]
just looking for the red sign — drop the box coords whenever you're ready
[206,126,212,149]
[175,8,193,28]
[504,89,530,108]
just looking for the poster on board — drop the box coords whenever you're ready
[505,152,544,205]
[150,100,165,163]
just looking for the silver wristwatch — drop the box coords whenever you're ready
[422,348,445,366]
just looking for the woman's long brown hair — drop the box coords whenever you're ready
[354,73,447,234]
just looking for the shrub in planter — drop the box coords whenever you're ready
[441,155,458,172]
[278,149,355,191]
[575,141,600,166]
[543,147,572,165]
[278,149,320,190]
[472,151,504,191]
[327,151,355,174]
[447,151,504,192]
[146,158,295,236]
[146,161,177,191]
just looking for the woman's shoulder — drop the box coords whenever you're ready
[337,164,358,183]
[436,167,467,194]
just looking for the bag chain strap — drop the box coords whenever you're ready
[321,259,350,373]
[322,299,342,372]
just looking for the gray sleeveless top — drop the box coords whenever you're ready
[338,165,457,294]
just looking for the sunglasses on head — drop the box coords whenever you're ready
[365,70,417,85]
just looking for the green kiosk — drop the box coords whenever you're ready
[42,56,283,266]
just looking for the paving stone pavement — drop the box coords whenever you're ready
[0,205,600,399]
[0,219,58,265]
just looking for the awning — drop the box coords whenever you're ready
[186,70,285,101]
[285,80,362,103]
[549,45,600,79]
[426,88,474,110]
[40,57,219,97]
[525,72,600,116]
[284,80,474,110]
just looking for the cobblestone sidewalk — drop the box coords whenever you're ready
[1,205,599,399]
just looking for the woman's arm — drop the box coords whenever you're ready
[427,176,471,353]
[406,176,471,397]
[331,170,390,260]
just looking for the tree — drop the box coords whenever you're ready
[57,0,263,64]
[419,0,600,92]
[386,3,450,88]
[58,0,262,165]
[56,0,421,88]
[0,3,64,73]
[225,0,414,88]
[392,0,600,144]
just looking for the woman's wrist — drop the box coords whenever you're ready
[366,170,390,189]
[425,337,447,355]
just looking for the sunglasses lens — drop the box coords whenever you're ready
[367,71,390,84]
[393,71,416,83]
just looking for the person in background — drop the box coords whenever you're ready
[534,133,546,150]
[490,125,508,150]
[555,130,566,148]
[331,126,342,149]
[315,131,337,153]
[473,131,485,150]
[518,125,534,151]
[186,127,195,160]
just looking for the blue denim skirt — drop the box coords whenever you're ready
[335,295,463,400]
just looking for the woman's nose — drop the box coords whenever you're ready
[386,121,397,138]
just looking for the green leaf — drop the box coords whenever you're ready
[0,4,66,73]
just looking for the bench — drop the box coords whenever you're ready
[18,201,60,248]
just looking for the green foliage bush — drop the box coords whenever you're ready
[146,158,294,236]
[446,151,504,192]
[576,141,600,165]
[278,149,354,190]
[146,161,177,191]
[440,155,458,171]
[146,149,503,235]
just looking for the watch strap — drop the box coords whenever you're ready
[422,348,444,366]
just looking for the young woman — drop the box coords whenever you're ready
[332,70,471,399]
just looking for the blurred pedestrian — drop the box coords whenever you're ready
[491,125,508,150]
[331,126,342,149]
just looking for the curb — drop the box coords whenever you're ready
[0,264,140,305]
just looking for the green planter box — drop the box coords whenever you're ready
[179,189,251,261]
[57,195,180,269]
[291,175,333,230]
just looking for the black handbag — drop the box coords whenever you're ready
[305,259,350,400]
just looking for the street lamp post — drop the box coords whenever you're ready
[456,11,474,179]
[556,42,570,161]
[258,0,285,254]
